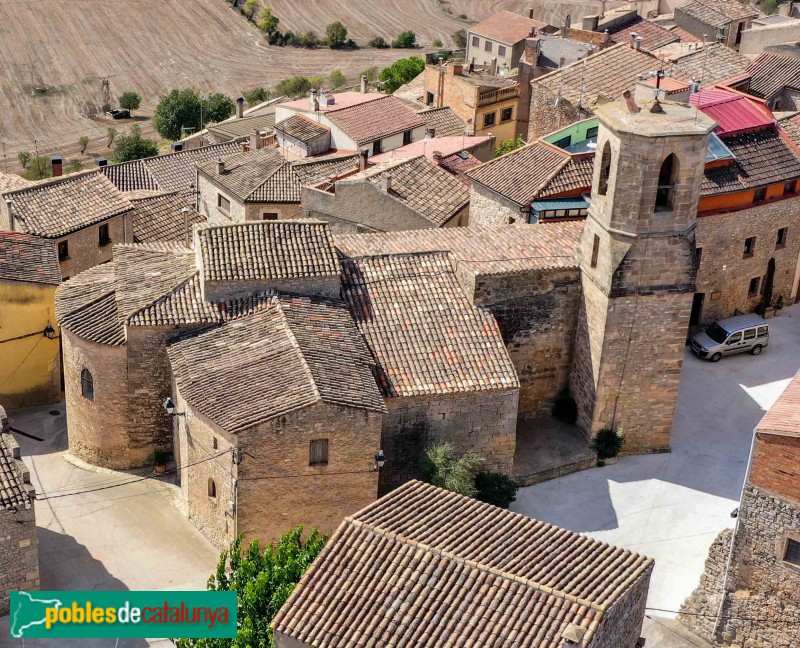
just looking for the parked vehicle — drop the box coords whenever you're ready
[691,314,769,362]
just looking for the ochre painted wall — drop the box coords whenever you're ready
[0,280,60,408]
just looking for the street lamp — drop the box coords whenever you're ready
[43,324,56,339]
[374,450,386,471]
[162,397,185,417]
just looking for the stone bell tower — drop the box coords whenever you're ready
[570,93,716,453]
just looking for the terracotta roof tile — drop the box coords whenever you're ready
[779,113,800,147]
[102,159,158,192]
[325,95,426,145]
[340,252,518,397]
[207,112,276,140]
[56,264,126,346]
[757,369,800,437]
[197,220,340,284]
[131,192,206,244]
[469,10,547,44]
[3,171,133,238]
[0,171,34,193]
[273,480,653,648]
[415,106,468,136]
[673,43,750,87]
[0,426,32,512]
[127,274,219,327]
[678,0,757,26]
[670,26,703,42]
[608,16,680,51]
[166,295,385,432]
[336,223,582,276]
[274,114,330,141]
[439,149,482,179]
[0,232,60,285]
[540,155,595,197]
[747,51,800,101]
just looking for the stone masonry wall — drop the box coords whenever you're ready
[379,389,519,494]
[57,213,131,280]
[468,184,523,227]
[527,84,583,140]
[473,268,582,417]
[0,415,39,616]
[590,565,652,648]
[696,196,800,324]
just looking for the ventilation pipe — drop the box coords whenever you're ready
[236,97,245,119]
[361,75,368,93]
[5,200,14,232]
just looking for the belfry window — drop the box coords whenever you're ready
[655,154,679,211]
[598,142,611,196]
[81,368,94,401]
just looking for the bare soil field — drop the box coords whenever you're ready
[0,0,606,168]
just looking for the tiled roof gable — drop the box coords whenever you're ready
[325,95,426,145]
[0,233,61,285]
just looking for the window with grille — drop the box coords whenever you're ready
[501,107,513,122]
[81,368,94,401]
[483,112,496,127]
[309,439,329,466]
[784,538,800,566]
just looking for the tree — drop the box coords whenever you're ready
[258,6,279,36]
[760,0,778,13]
[433,38,443,47]
[243,86,271,105]
[368,36,388,48]
[113,124,159,163]
[78,135,90,154]
[241,0,259,21]
[175,529,326,648]
[392,30,417,48]
[474,472,519,508]
[361,66,380,83]
[326,21,348,48]
[308,76,324,91]
[107,126,117,148]
[64,159,83,174]
[204,93,235,123]
[118,91,142,112]
[17,150,31,169]
[22,156,52,181]
[452,29,467,48]
[329,69,347,89]
[290,30,320,48]
[153,88,204,140]
[275,76,312,99]
[379,56,426,93]
[423,443,484,498]
[494,135,527,157]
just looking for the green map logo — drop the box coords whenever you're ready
[10,591,237,639]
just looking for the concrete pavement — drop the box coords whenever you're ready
[513,303,800,624]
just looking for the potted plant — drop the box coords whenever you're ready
[149,449,169,474]
[593,427,625,466]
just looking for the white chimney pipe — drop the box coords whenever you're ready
[5,200,13,232]
[380,173,392,193]
[361,75,368,93]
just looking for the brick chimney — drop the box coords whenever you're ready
[217,160,226,175]
[360,75,368,93]
[380,173,392,193]
[447,63,464,76]
[623,90,641,113]
[236,97,245,119]
[250,129,262,150]
[359,149,369,171]
[51,155,63,177]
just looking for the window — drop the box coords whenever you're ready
[98,223,110,246]
[757,326,768,338]
[309,439,329,466]
[785,180,796,195]
[498,45,507,57]
[598,142,611,196]
[500,107,513,122]
[472,36,479,47]
[748,277,760,296]
[372,139,382,155]
[784,538,800,566]
[744,236,756,258]
[426,91,434,106]
[483,112,496,127]
[696,247,703,264]
[655,153,679,211]
[208,478,217,499]
[403,130,412,145]
[58,240,69,261]
[484,40,492,52]
[590,234,600,268]
[727,332,742,344]
[744,328,756,340]
[777,227,788,248]
[262,213,278,221]
[217,194,230,213]
[553,135,571,148]
[586,126,598,139]
[80,368,94,401]
[753,187,767,203]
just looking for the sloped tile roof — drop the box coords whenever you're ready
[273,480,654,648]
[468,141,570,205]
[127,274,219,327]
[197,220,340,284]
[469,10,547,44]
[0,171,34,193]
[747,51,800,101]
[673,43,750,87]
[290,154,360,187]
[757,369,800,437]
[779,113,800,147]
[540,155,595,197]
[439,149,482,178]
[3,171,133,238]
[207,112,276,141]
[340,252,518,397]
[131,192,206,244]
[325,95,426,145]
[678,0,757,27]
[274,114,330,142]
[1,428,31,511]
[690,89,774,135]
[0,232,61,285]
[608,16,680,51]
[198,147,285,201]
[702,127,800,195]
[102,159,158,192]
[670,26,703,42]
[415,106,468,136]
[166,295,385,432]
[336,223,582,276]
[56,265,126,346]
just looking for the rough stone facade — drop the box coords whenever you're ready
[528,82,585,140]
[469,183,525,226]
[0,416,38,616]
[57,214,131,280]
[590,566,653,648]
[197,174,301,226]
[695,196,800,324]
[379,389,518,493]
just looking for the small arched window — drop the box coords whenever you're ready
[655,153,679,211]
[598,142,611,196]
[81,368,94,401]
[208,478,217,499]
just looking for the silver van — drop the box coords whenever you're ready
[691,314,769,362]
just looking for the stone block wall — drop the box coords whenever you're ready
[590,565,652,648]
[696,197,800,324]
[57,213,131,280]
[527,83,582,140]
[0,422,39,616]
[473,268,582,417]
[201,275,341,303]
[468,184,522,227]
[379,389,519,494]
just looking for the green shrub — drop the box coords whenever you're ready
[392,30,417,48]
[118,91,142,112]
[275,76,312,98]
[243,86,271,105]
[433,38,443,47]
[475,472,519,508]
[148,448,169,466]
[423,442,484,498]
[594,428,625,460]
[452,29,467,48]
[369,36,388,48]
[113,124,159,163]
[379,56,425,93]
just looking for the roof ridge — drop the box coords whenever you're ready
[125,271,205,326]
[245,159,293,202]
[272,299,323,405]
[196,218,329,234]
[2,167,104,196]
[59,286,117,322]
[343,249,452,262]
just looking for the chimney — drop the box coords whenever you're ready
[529,8,534,18]
[561,624,587,646]
[359,148,369,171]
[602,29,610,43]
[217,160,226,175]
[524,37,540,65]
[236,97,244,119]
[310,89,319,112]
[380,173,392,193]
[5,200,14,233]
[51,155,63,177]
[561,21,570,38]
[448,63,464,76]
[360,75,368,93]
[468,59,475,73]
[630,32,637,48]
[559,57,566,68]
[96,157,108,167]
[583,14,600,31]
[622,90,641,113]
[490,58,497,75]
[250,129,262,150]
[426,127,436,139]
